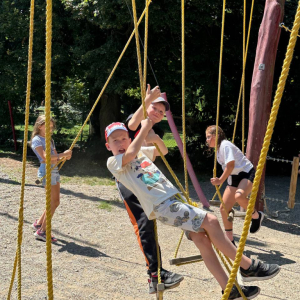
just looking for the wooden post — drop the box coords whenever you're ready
[288,156,299,209]
[246,0,285,212]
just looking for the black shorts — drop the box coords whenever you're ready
[227,168,255,188]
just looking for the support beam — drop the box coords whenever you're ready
[246,0,285,211]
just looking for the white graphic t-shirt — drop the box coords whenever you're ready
[217,140,253,175]
[107,146,178,219]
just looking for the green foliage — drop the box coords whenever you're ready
[0,0,299,170]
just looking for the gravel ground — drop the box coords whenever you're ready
[1,156,300,300]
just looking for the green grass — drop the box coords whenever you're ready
[98,201,113,212]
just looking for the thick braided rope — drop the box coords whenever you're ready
[7,1,35,299]
[214,247,247,300]
[132,0,145,101]
[56,2,151,174]
[142,0,149,97]
[154,219,163,299]
[222,3,300,299]
[232,0,255,146]
[45,0,54,299]
[181,0,189,198]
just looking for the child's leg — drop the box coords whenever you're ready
[189,231,229,290]
[40,183,60,232]
[220,186,237,241]
[200,214,252,270]
[236,179,259,219]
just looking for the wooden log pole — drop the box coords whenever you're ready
[246,0,285,212]
[288,156,299,209]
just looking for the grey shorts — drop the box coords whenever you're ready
[38,164,60,186]
[153,196,207,240]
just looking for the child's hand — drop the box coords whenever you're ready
[141,117,153,133]
[145,129,159,144]
[144,84,160,103]
[210,177,221,186]
[64,149,72,160]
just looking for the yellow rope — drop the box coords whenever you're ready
[39,1,152,179]
[280,22,300,38]
[242,0,246,154]
[212,0,255,202]
[7,1,35,299]
[45,0,54,298]
[181,0,189,198]
[132,0,145,101]
[143,0,149,97]
[214,247,247,300]
[173,230,184,259]
[232,0,255,145]
[222,3,300,299]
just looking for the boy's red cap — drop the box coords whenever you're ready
[105,122,128,141]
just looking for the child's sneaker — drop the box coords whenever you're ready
[34,230,57,243]
[250,211,264,234]
[240,259,280,282]
[31,220,41,231]
[222,285,260,300]
[148,269,184,294]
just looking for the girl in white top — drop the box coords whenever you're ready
[206,125,264,246]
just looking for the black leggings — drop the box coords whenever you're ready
[116,180,161,273]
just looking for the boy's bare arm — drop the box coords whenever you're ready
[127,84,160,131]
[122,118,153,166]
[145,129,168,156]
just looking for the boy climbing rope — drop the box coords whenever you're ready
[115,84,183,294]
[206,125,264,246]
[105,120,280,299]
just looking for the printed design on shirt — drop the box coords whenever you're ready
[169,202,180,213]
[192,214,205,232]
[132,156,167,191]
[173,211,190,227]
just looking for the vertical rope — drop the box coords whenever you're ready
[7,1,35,299]
[214,0,226,178]
[232,0,255,144]
[242,0,246,153]
[45,0,54,298]
[222,2,300,299]
[143,0,149,95]
[131,0,145,102]
[181,0,189,198]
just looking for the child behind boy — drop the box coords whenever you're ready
[105,120,280,299]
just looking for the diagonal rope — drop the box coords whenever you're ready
[222,2,300,299]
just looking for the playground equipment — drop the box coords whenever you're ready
[6,0,300,299]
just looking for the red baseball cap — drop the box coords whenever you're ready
[105,122,128,141]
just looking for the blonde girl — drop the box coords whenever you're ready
[206,125,264,246]
[30,115,72,242]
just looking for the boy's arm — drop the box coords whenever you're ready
[145,129,168,157]
[210,161,235,186]
[122,118,153,166]
[127,84,160,131]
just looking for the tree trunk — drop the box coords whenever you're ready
[246,0,285,211]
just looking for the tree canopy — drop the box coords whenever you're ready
[0,0,299,170]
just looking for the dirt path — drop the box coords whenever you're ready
[1,156,300,300]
